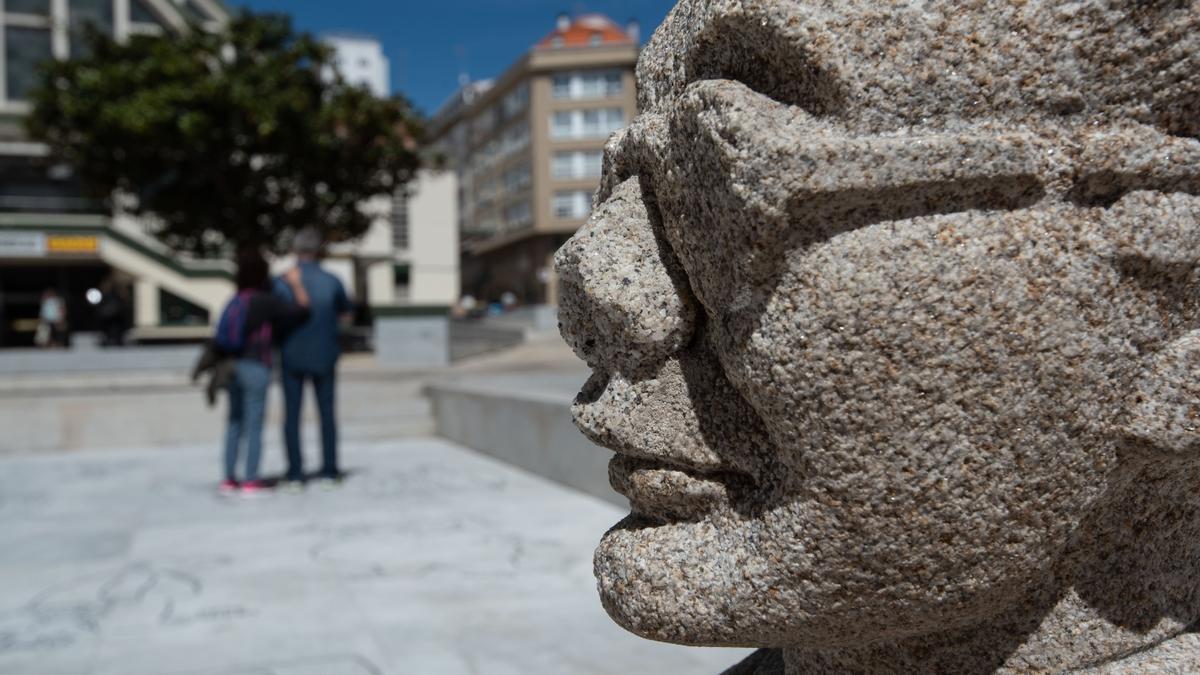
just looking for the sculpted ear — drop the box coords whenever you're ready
[1126,331,1200,456]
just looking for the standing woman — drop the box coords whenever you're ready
[218,250,309,496]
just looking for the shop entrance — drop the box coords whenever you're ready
[0,261,117,347]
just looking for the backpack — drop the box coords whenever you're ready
[214,290,271,357]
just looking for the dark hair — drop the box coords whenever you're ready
[235,250,270,291]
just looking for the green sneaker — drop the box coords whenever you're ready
[280,479,305,494]
[316,474,343,491]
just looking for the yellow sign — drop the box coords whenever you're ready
[46,235,100,255]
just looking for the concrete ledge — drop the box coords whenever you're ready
[0,344,199,375]
[423,372,622,507]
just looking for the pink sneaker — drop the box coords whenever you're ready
[219,479,239,495]
[240,480,272,497]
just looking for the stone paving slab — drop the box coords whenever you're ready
[0,438,747,674]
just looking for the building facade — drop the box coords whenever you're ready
[323,31,390,98]
[0,0,235,347]
[0,6,456,347]
[429,13,638,306]
[319,33,459,319]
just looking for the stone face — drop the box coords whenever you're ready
[554,1,1200,672]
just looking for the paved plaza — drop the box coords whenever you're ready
[0,438,747,674]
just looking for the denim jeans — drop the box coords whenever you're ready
[282,368,338,481]
[224,359,271,482]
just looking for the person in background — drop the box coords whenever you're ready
[274,227,352,489]
[96,278,129,347]
[37,288,67,349]
[218,250,310,497]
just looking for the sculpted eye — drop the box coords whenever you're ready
[679,10,848,115]
[664,80,1052,288]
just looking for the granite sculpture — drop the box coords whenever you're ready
[554,0,1200,672]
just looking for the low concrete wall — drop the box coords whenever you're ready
[375,315,449,368]
[424,373,622,507]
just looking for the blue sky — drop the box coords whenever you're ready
[235,1,678,116]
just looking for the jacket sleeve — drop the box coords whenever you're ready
[264,295,311,332]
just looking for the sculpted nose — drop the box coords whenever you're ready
[554,176,697,377]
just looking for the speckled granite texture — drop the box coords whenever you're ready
[554,0,1200,672]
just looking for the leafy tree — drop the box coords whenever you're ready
[26,13,422,255]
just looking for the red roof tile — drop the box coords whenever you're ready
[535,14,633,49]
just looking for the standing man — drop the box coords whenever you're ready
[275,227,352,487]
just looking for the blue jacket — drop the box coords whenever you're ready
[273,262,352,373]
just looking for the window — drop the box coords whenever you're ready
[552,73,570,99]
[503,162,531,192]
[499,121,529,156]
[551,110,573,139]
[170,0,214,24]
[5,26,53,101]
[394,264,411,300]
[130,0,161,23]
[549,108,625,140]
[475,177,497,210]
[476,217,500,234]
[2,0,134,103]
[553,192,572,218]
[470,111,495,145]
[6,0,49,15]
[583,149,603,176]
[552,150,603,180]
[160,288,210,326]
[605,71,622,94]
[503,201,532,229]
[0,155,100,213]
[579,73,606,97]
[553,190,592,219]
[551,153,573,180]
[129,0,167,32]
[391,189,409,250]
[501,83,529,118]
[600,107,624,134]
[581,108,602,136]
[551,69,624,100]
[68,0,114,58]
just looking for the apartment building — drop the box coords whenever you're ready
[429,13,639,306]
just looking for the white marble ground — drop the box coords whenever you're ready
[0,439,747,675]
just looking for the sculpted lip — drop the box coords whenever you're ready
[573,369,757,522]
[607,454,739,522]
